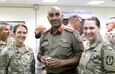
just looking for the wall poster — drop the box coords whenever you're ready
[0,21,25,37]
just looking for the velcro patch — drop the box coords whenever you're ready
[106,56,113,65]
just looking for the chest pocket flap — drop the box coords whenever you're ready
[58,39,70,47]
[41,41,49,47]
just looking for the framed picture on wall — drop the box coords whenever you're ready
[0,21,25,37]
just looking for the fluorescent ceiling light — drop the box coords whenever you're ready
[88,1,104,5]
[43,0,58,3]
[0,0,6,1]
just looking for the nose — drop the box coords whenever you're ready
[86,29,91,34]
[52,15,58,19]
[20,33,25,36]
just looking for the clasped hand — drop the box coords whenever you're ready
[41,56,64,68]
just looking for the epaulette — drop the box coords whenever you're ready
[64,26,82,43]
[42,29,50,34]
[63,26,74,33]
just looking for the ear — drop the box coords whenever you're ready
[99,26,101,29]
[47,16,49,19]
[47,16,50,21]
[113,24,115,28]
[62,14,63,17]
[61,14,63,20]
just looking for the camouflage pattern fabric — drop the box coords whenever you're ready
[0,36,14,52]
[78,36,114,74]
[0,43,35,74]
[105,32,115,49]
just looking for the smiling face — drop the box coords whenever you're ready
[0,25,10,41]
[47,6,63,29]
[13,25,28,44]
[83,20,100,43]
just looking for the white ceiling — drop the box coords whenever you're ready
[0,0,115,7]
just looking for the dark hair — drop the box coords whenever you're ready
[110,17,115,19]
[13,23,28,33]
[86,16,100,27]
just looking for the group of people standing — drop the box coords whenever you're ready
[0,5,115,74]
[37,6,115,74]
[0,23,35,74]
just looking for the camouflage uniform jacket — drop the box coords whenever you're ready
[78,36,114,74]
[0,43,35,74]
[0,36,14,52]
[104,30,115,49]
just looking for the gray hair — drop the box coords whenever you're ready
[0,22,9,31]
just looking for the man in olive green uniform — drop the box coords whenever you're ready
[37,6,84,74]
[0,22,14,52]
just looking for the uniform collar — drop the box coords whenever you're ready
[0,39,7,45]
[0,36,14,45]
[13,43,30,52]
[50,26,63,35]
[89,35,102,49]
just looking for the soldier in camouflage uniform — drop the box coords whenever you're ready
[66,14,82,31]
[105,17,115,49]
[0,22,14,52]
[78,16,115,74]
[0,24,35,74]
[37,6,84,74]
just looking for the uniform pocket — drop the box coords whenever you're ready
[41,41,49,47]
[58,41,70,48]
[41,41,49,52]
[56,40,71,59]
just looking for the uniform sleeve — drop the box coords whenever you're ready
[101,41,115,72]
[37,33,46,61]
[0,47,11,74]
[30,55,35,74]
[72,31,84,56]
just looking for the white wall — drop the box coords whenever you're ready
[0,7,36,49]
[38,5,115,35]
[0,5,115,49]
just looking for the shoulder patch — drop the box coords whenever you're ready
[106,56,113,65]
[77,37,82,43]
[103,49,115,71]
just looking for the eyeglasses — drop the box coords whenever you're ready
[106,23,109,26]
[77,18,82,23]
[75,18,82,23]
[48,13,60,18]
